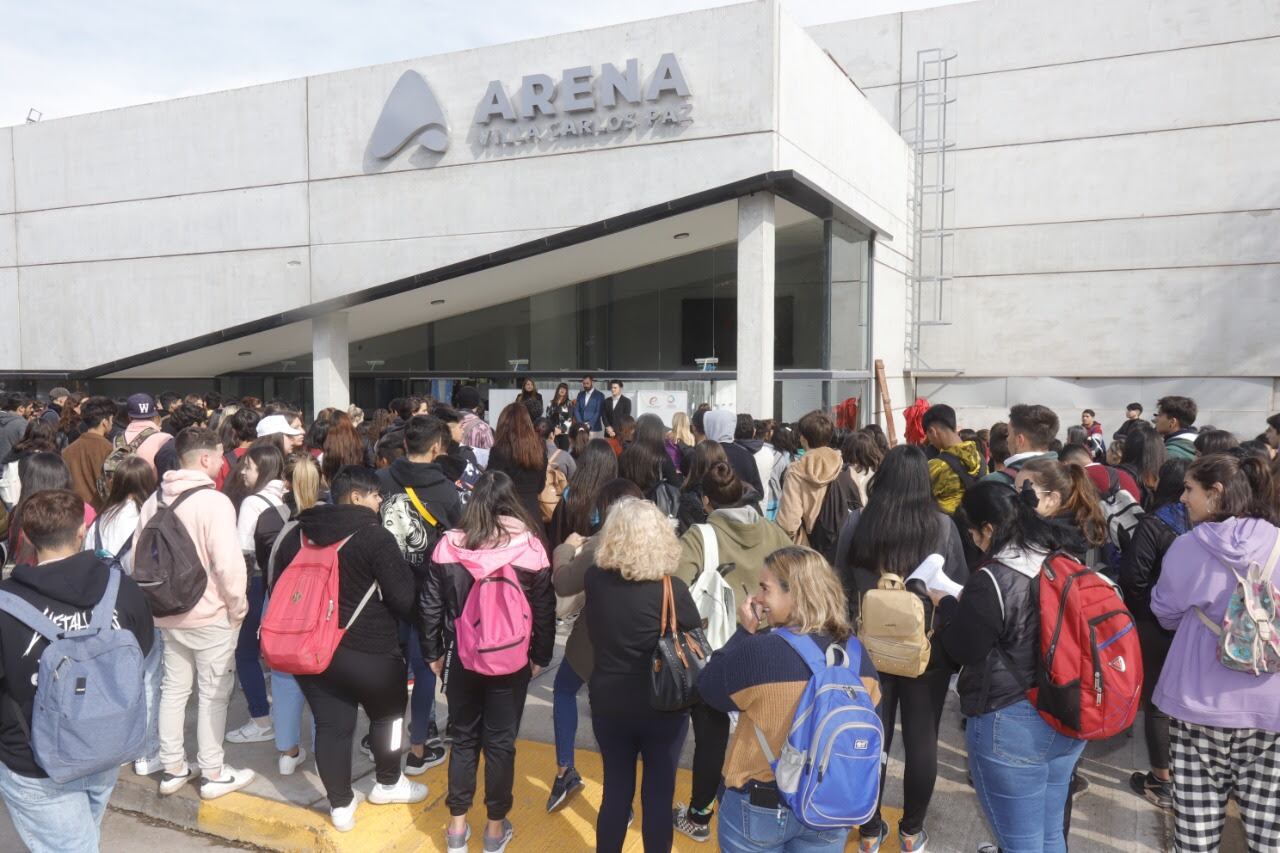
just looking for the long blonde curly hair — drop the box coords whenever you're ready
[595,497,681,582]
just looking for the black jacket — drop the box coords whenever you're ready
[0,552,155,777]
[1119,507,1185,623]
[417,523,555,668]
[721,441,765,496]
[601,395,632,435]
[939,553,1040,717]
[377,457,463,571]
[583,565,700,717]
[272,504,420,656]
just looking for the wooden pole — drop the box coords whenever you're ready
[874,359,898,446]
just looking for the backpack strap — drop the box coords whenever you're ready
[343,582,381,630]
[695,524,719,578]
[88,566,123,633]
[404,487,444,532]
[266,519,300,587]
[0,590,65,642]
[751,629,847,765]
[940,453,976,489]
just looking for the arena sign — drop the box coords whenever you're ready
[473,53,693,147]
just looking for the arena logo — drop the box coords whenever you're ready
[473,53,693,147]
[370,70,450,159]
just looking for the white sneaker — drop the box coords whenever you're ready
[199,766,257,800]
[278,747,307,776]
[159,763,197,796]
[331,791,364,832]
[225,719,274,744]
[133,756,163,776]
[368,775,428,805]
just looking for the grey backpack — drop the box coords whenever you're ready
[132,486,212,617]
[0,567,146,782]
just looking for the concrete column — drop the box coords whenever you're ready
[736,192,775,418]
[312,311,350,416]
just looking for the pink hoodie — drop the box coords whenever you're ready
[124,419,174,471]
[134,468,248,629]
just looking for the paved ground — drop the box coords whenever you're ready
[0,801,258,851]
[5,625,1249,851]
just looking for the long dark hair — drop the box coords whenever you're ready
[1187,453,1277,524]
[618,441,663,494]
[959,480,1076,560]
[565,439,618,536]
[10,452,76,554]
[551,383,570,406]
[1119,421,1165,492]
[245,443,286,493]
[634,414,668,457]
[841,430,883,472]
[322,412,364,485]
[493,403,544,470]
[1151,458,1190,510]
[13,420,58,456]
[99,455,157,527]
[847,445,938,577]
[681,440,728,495]
[459,470,541,549]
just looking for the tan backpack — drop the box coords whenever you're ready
[856,573,932,677]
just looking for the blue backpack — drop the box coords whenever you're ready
[752,628,883,829]
[0,567,147,783]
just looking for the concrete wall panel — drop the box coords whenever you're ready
[18,249,309,370]
[947,38,1280,150]
[861,86,899,132]
[17,184,310,266]
[306,2,774,182]
[918,264,1280,377]
[11,80,308,211]
[894,0,1280,83]
[0,128,13,215]
[0,269,19,369]
[778,15,913,238]
[805,15,902,89]
[0,215,14,268]
[953,121,1280,229]
[955,209,1280,277]
[309,228,562,303]
[308,133,774,249]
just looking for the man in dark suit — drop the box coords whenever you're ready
[573,376,605,435]
[601,380,632,439]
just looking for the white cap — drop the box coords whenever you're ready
[256,414,304,438]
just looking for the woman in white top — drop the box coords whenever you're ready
[86,454,156,560]
[225,444,288,745]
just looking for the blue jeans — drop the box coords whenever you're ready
[138,629,164,761]
[234,574,270,718]
[553,660,584,769]
[400,622,436,745]
[717,787,849,852]
[0,762,118,853]
[966,700,1087,853]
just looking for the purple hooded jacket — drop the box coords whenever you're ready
[1150,516,1280,732]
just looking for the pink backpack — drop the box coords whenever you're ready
[456,562,532,676]
[260,536,378,675]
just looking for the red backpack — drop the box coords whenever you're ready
[1029,552,1142,740]
[260,535,378,675]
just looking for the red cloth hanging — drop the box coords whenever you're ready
[835,397,860,430]
[903,398,931,445]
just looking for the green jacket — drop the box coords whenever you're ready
[675,506,792,616]
[1164,432,1198,461]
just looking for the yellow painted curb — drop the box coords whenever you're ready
[191,739,903,852]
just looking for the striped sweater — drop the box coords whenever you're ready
[697,627,882,790]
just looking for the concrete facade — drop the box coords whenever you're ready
[0,0,913,420]
[809,0,1280,437]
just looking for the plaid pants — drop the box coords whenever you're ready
[1169,718,1280,852]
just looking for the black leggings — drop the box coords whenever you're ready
[445,660,531,820]
[689,701,731,814]
[592,711,689,853]
[862,667,951,837]
[297,645,408,809]
[1136,619,1173,770]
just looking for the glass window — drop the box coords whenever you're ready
[829,219,871,372]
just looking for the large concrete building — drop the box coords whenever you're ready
[1,0,1276,436]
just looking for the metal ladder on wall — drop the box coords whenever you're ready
[903,48,960,375]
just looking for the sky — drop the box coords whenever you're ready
[0,0,972,127]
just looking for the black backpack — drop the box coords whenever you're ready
[651,482,681,519]
[132,486,214,617]
[808,466,862,564]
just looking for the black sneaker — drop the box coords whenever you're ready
[426,721,444,749]
[406,742,448,776]
[1128,771,1172,810]
[546,766,584,812]
[1070,772,1090,800]
[360,734,374,761]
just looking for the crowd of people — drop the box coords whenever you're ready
[0,381,1277,853]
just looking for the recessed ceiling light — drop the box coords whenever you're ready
[431,299,446,305]
[673,232,690,239]
[237,351,252,357]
